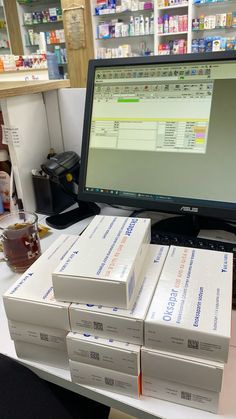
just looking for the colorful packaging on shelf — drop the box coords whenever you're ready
[52,215,151,309]
[69,245,168,345]
[98,23,110,39]
[145,245,233,362]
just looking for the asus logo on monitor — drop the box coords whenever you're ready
[180,206,199,213]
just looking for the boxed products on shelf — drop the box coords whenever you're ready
[69,245,169,345]
[144,245,233,362]
[96,44,132,58]
[0,38,9,50]
[23,7,62,25]
[192,12,234,31]
[52,215,151,308]
[0,53,47,72]
[158,14,188,34]
[157,0,188,6]
[191,36,236,52]
[26,29,65,46]
[97,13,154,39]
[94,0,154,15]
[158,39,187,54]
[0,19,6,28]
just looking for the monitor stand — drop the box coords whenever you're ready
[151,214,236,237]
[45,202,100,229]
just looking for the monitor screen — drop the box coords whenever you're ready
[78,52,236,224]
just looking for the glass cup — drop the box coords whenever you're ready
[0,211,41,273]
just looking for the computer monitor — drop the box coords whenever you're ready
[78,51,236,236]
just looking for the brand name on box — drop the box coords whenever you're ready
[125,218,138,237]
[162,288,178,321]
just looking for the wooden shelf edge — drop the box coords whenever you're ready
[0,79,70,98]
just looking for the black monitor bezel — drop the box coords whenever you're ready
[78,51,236,221]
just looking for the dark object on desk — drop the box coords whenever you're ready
[40,151,100,229]
[32,174,75,215]
[0,353,110,419]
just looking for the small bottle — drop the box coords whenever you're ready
[0,149,11,211]
[150,13,154,34]
[129,16,135,36]
[140,15,145,35]
[145,16,150,35]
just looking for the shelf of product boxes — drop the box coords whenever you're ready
[158,30,188,34]
[158,4,188,9]
[93,0,236,57]
[194,0,236,7]
[0,3,10,55]
[91,0,155,58]
[17,1,67,77]
[191,0,236,51]
[94,7,154,17]
[95,33,154,40]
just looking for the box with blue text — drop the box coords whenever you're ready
[52,215,151,309]
[69,245,169,345]
[3,234,78,330]
[145,246,233,362]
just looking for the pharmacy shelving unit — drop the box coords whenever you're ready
[90,0,236,57]
[191,0,236,52]
[90,0,155,58]
[16,0,67,77]
[0,0,11,55]
[155,1,192,54]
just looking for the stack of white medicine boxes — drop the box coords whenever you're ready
[142,245,233,413]
[3,235,79,368]
[52,215,168,398]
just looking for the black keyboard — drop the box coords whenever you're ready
[151,231,236,309]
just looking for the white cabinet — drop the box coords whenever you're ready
[0,1,11,55]
[16,0,67,77]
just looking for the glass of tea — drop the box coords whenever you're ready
[0,211,41,273]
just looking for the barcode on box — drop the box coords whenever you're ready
[40,333,49,341]
[90,351,100,360]
[188,339,199,349]
[105,377,114,386]
[93,322,103,331]
[181,391,192,400]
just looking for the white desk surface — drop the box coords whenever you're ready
[1,207,236,419]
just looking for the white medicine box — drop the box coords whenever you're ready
[145,245,233,362]
[52,215,151,308]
